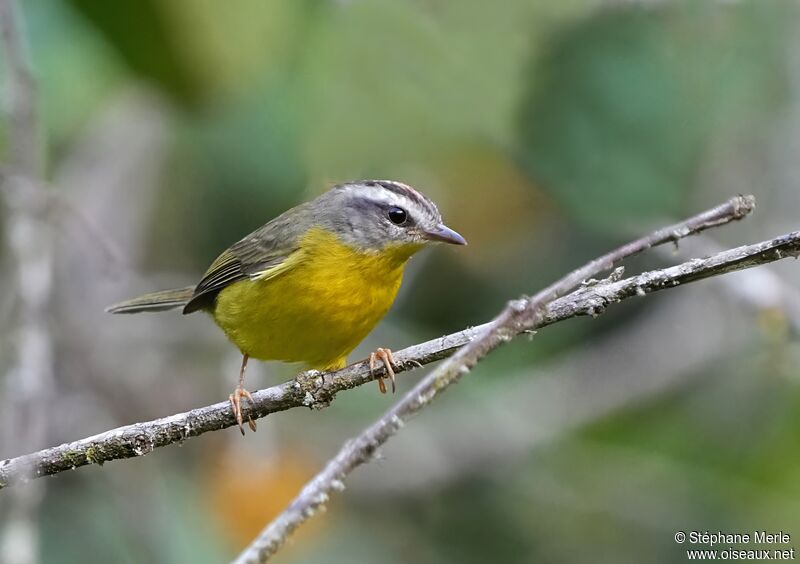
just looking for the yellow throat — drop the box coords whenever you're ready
[211,227,421,370]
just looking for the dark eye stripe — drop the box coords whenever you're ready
[338,179,442,224]
[374,181,434,215]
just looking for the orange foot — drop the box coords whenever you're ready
[369,347,397,394]
[230,353,257,435]
[229,385,257,435]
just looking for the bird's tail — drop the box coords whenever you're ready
[105,286,195,314]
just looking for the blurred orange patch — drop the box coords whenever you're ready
[204,445,323,553]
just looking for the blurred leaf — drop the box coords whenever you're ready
[65,0,207,108]
[21,0,125,144]
[63,0,323,109]
[147,76,309,271]
[301,0,570,179]
[518,1,791,231]
[159,0,322,100]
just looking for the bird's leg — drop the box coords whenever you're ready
[229,353,257,435]
[369,348,397,394]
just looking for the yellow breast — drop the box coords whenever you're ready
[211,227,420,370]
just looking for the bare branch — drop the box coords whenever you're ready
[660,236,800,335]
[0,196,782,500]
[235,230,800,563]
[350,290,741,495]
[0,194,759,490]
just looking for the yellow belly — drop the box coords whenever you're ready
[211,229,419,370]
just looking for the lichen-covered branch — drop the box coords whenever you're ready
[234,227,799,563]
[0,195,759,490]
[0,196,781,498]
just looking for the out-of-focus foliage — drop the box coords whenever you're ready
[1,0,799,562]
[519,2,792,230]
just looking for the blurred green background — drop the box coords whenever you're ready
[2,0,800,562]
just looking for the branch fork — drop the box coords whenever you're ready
[2,193,799,564]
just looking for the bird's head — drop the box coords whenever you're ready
[316,180,467,254]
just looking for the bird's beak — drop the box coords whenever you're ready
[423,224,467,245]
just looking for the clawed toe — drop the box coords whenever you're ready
[230,386,256,435]
[369,347,397,394]
[229,353,256,435]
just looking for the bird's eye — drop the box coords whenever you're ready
[387,206,408,225]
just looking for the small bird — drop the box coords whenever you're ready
[107,180,466,433]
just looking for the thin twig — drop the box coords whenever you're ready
[350,290,739,495]
[0,1,52,563]
[0,195,759,489]
[661,236,800,335]
[237,231,800,563]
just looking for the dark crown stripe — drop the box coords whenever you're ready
[371,180,433,212]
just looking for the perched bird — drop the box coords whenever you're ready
[107,180,466,433]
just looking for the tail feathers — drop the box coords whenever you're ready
[105,286,195,314]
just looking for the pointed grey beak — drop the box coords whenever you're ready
[423,224,467,245]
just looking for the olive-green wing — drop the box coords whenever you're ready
[182,206,309,314]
